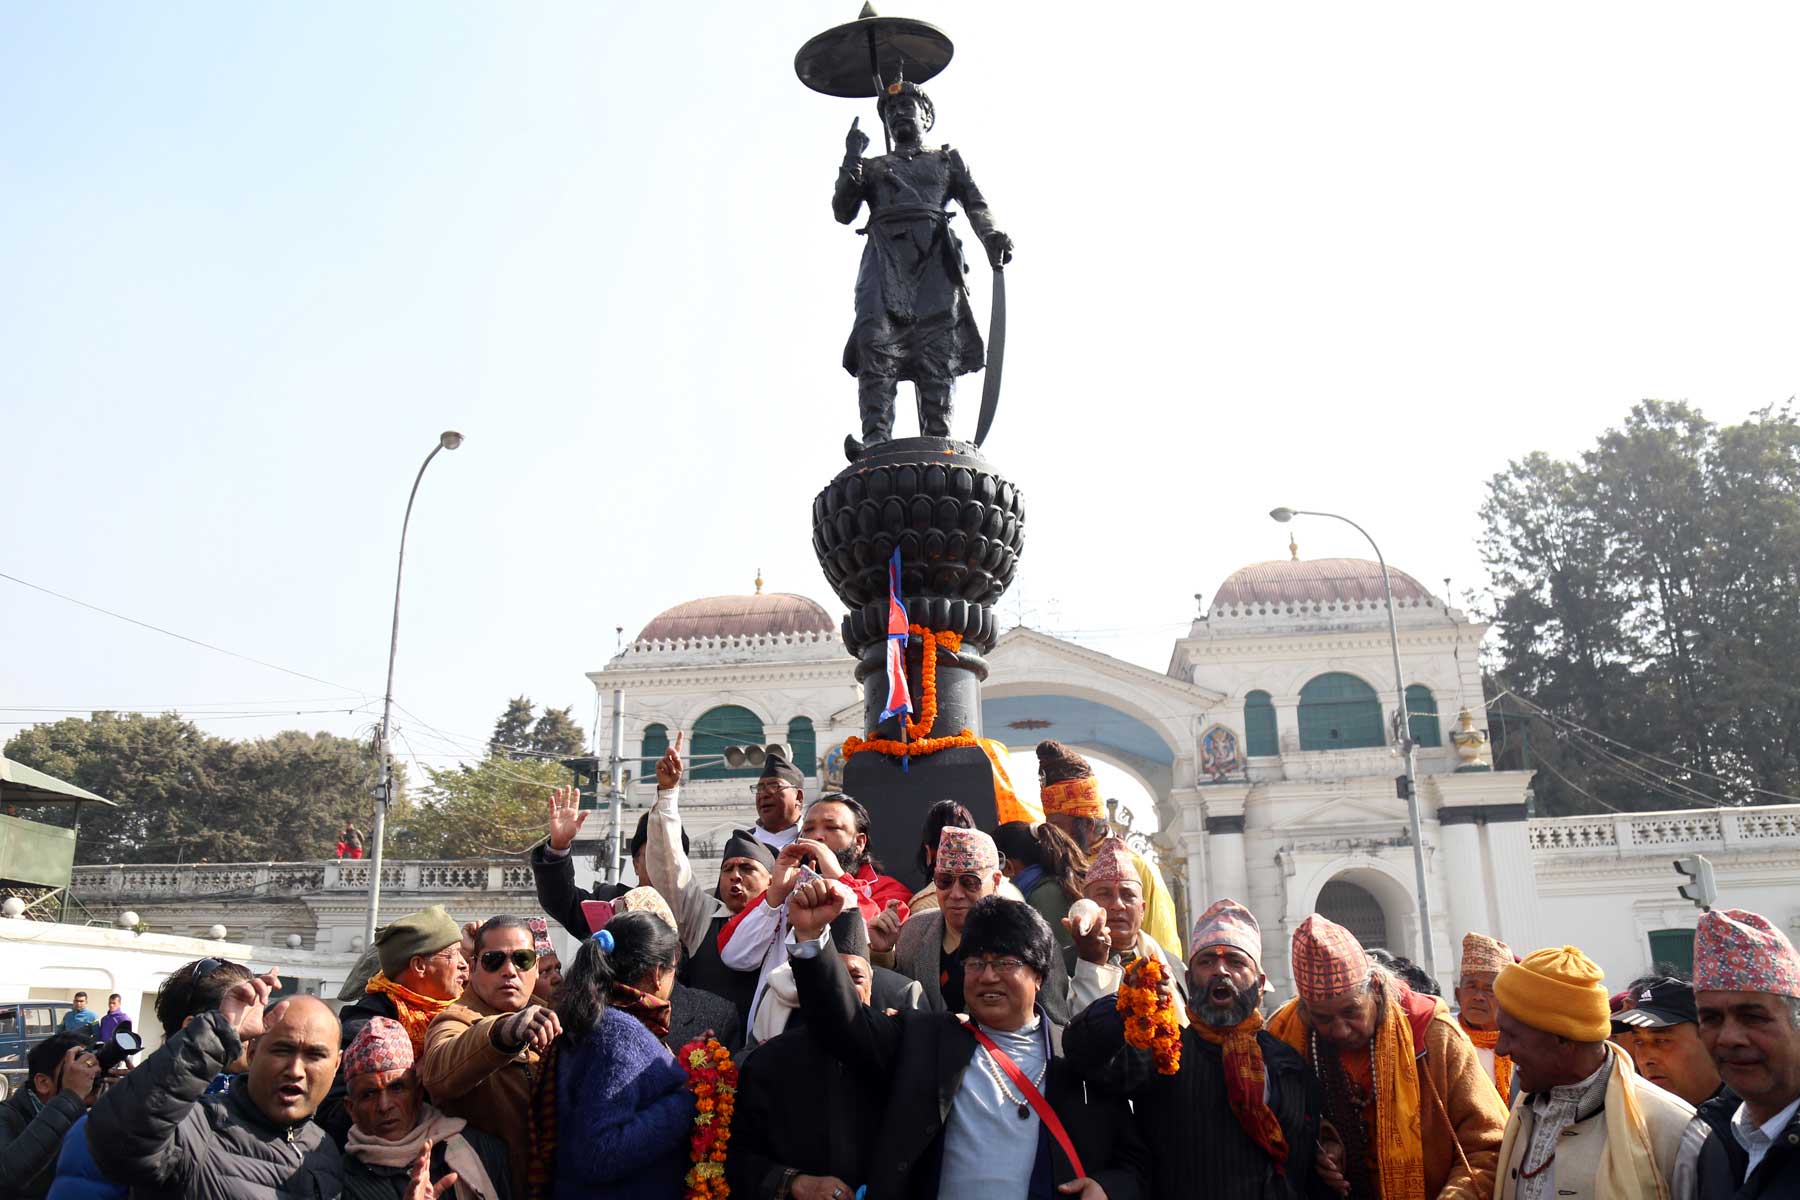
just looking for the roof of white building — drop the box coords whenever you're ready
[636,592,834,642]
[1209,557,1438,614]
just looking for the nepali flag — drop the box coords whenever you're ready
[879,547,912,724]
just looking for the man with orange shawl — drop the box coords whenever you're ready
[1457,932,1515,1103]
[1035,740,1181,960]
[1268,914,1508,1199]
[1064,897,1326,1197]
[1491,944,1727,1199]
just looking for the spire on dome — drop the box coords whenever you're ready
[755,568,764,595]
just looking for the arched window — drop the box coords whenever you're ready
[690,705,766,780]
[1298,673,1384,750]
[1244,691,1278,757]
[639,723,669,783]
[1406,685,1441,748]
[1317,879,1391,952]
[787,716,817,778]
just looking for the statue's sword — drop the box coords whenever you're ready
[972,264,1005,446]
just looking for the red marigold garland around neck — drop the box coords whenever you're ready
[679,1036,737,1199]
[1118,956,1182,1075]
[842,625,977,760]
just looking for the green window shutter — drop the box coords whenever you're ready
[787,717,818,778]
[640,723,669,782]
[1647,929,1696,978]
[691,705,766,780]
[1406,685,1441,748]
[1298,673,1385,751]
[1244,691,1279,757]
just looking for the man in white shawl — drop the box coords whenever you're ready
[342,1016,512,1199]
[1063,837,1189,1024]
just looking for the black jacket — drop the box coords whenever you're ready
[0,1086,86,1199]
[676,914,758,1036]
[791,939,1147,1200]
[529,842,630,939]
[666,983,745,1056]
[727,1025,883,1200]
[340,1124,511,1200]
[1063,995,1327,1200]
[86,1010,341,1199]
[1698,1087,1800,1199]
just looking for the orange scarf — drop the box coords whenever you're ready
[364,971,454,1057]
[1188,1007,1289,1172]
[1459,1017,1513,1101]
[1269,992,1427,1200]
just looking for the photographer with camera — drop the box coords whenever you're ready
[0,1033,101,1199]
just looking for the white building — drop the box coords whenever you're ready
[28,561,1799,1002]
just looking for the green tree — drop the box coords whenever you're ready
[530,705,586,757]
[1482,400,1800,813]
[489,696,537,757]
[3,713,387,864]
[403,753,564,858]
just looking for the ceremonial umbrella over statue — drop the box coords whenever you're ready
[795,5,1007,446]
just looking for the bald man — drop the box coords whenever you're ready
[88,973,343,1198]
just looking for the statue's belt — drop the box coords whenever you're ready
[857,205,955,235]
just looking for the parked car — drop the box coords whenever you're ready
[0,1000,80,1100]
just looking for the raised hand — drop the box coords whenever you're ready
[845,115,870,159]
[1063,908,1112,966]
[766,841,808,907]
[547,784,589,852]
[788,877,847,942]
[58,1045,101,1103]
[789,837,844,881]
[869,898,904,954]
[656,732,684,790]
[218,971,278,1040]
[404,1142,459,1200]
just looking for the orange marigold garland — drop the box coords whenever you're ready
[679,1036,737,1199]
[1117,957,1181,1075]
[842,625,974,761]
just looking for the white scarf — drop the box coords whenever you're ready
[345,1103,501,1200]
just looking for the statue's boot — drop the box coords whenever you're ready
[916,381,953,439]
[851,375,899,460]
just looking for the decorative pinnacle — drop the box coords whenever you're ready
[859,2,878,17]
[755,567,764,595]
[1289,533,1299,561]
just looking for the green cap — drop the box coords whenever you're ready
[374,905,461,979]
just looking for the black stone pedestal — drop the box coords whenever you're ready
[811,436,1026,892]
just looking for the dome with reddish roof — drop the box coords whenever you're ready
[1209,558,1437,615]
[635,592,835,643]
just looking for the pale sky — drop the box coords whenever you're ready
[5,2,1797,816]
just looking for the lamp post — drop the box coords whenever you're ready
[1269,506,1436,979]
[365,430,464,946]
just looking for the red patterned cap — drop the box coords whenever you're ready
[937,827,999,875]
[1189,898,1262,968]
[1694,908,1800,999]
[1083,838,1140,892]
[344,1015,414,1078]
[1292,913,1370,1004]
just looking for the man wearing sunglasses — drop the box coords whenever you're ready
[884,827,1070,1024]
[419,915,559,1200]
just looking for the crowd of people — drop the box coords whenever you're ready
[3,738,1798,1199]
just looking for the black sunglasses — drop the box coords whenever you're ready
[478,948,538,974]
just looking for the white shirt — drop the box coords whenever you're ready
[753,823,799,851]
[1732,1094,1800,1180]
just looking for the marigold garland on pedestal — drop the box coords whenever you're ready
[842,624,974,761]
[679,1036,737,1199]
[1117,957,1181,1075]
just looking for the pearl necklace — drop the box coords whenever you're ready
[974,1038,1049,1120]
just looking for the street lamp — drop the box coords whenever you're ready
[1269,505,1437,979]
[365,431,464,945]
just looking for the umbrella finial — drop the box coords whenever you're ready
[859,2,878,18]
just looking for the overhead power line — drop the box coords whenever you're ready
[0,569,368,695]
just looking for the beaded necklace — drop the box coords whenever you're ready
[974,1033,1050,1120]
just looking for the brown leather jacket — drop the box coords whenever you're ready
[419,991,546,1200]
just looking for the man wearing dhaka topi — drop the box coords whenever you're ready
[1267,913,1509,1199]
[1457,932,1516,1103]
